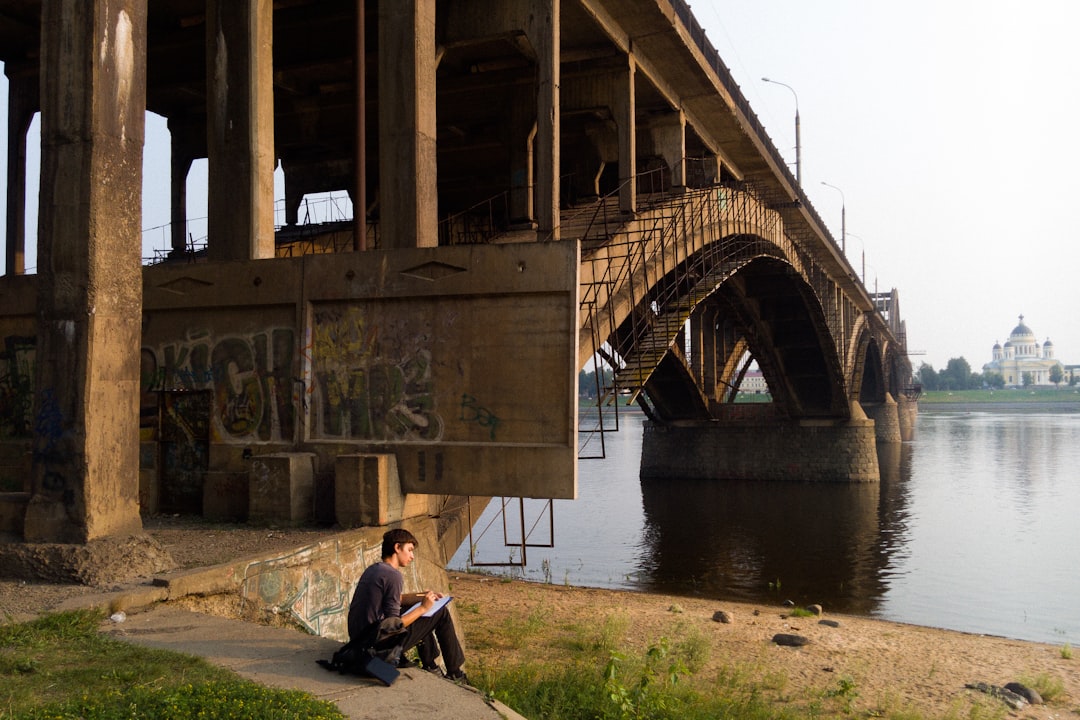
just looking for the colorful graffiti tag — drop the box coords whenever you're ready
[142,328,296,444]
[0,335,35,440]
[311,307,442,442]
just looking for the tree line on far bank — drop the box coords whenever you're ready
[918,357,1071,391]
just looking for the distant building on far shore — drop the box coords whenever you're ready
[982,315,1068,386]
[741,369,770,394]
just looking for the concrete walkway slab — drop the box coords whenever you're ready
[102,605,523,720]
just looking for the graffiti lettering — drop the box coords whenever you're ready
[311,308,442,442]
[142,328,296,444]
[34,388,64,453]
[32,388,70,495]
[459,393,500,440]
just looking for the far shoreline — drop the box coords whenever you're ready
[920,400,1080,413]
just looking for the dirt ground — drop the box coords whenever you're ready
[2,520,1077,719]
[448,573,1079,719]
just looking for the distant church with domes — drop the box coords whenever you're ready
[983,315,1067,386]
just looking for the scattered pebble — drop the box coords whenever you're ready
[819,619,840,628]
[668,603,683,614]
[772,633,809,647]
[806,604,823,616]
[712,610,733,624]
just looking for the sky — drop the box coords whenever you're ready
[2,1,1079,372]
[693,0,1080,371]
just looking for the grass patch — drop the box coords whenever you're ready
[0,609,344,720]
[920,388,1080,403]
[465,611,846,720]
[785,606,816,618]
[1020,672,1065,701]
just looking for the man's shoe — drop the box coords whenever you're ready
[446,670,470,686]
[396,656,419,669]
[422,665,444,677]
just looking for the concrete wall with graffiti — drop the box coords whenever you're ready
[0,332,34,443]
[140,320,298,445]
[0,318,35,494]
[229,524,450,641]
[4,242,579,507]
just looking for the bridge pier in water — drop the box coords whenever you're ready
[862,393,902,444]
[640,402,880,483]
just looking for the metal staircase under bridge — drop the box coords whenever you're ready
[574,177,791,461]
[468,176,826,570]
[467,177,785,569]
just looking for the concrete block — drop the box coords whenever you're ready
[249,453,315,526]
[203,472,249,522]
[335,454,427,527]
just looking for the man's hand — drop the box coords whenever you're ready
[419,589,444,610]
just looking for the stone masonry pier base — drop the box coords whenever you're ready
[641,410,880,483]
[863,393,902,443]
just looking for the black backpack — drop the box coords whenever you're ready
[317,617,408,686]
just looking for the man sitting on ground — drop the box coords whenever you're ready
[347,528,468,684]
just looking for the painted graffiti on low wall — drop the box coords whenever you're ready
[142,328,296,444]
[0,335,35,440]
[238,541,380,641]
[310,307,443,442]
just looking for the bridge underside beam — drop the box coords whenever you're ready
[640,407,879,483]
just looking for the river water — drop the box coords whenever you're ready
[450,405,1080,646]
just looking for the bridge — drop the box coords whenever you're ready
[0,0,912,571]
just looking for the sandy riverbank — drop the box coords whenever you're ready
[449,572,1078,719]
[3,521,1077,718]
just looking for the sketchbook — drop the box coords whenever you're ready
[405,595,452,618]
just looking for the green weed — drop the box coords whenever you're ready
[0,610,344,720]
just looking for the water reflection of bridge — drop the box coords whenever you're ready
[636,441,912,614]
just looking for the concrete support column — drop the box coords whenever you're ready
[26,0,147,543]
[652,111,686,190]
[524,0,560,239]
[4,68,35,276]
[614,54,636,214]
[897,395,918,442]
[378,0,438,248]
[206,0,275,261]
[167,142,195,257]
[509,85,537,225]
[688,304,720,400]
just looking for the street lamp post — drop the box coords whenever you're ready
[820,181,845,253]
[846,231,867,283]
[761,77,801,186]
